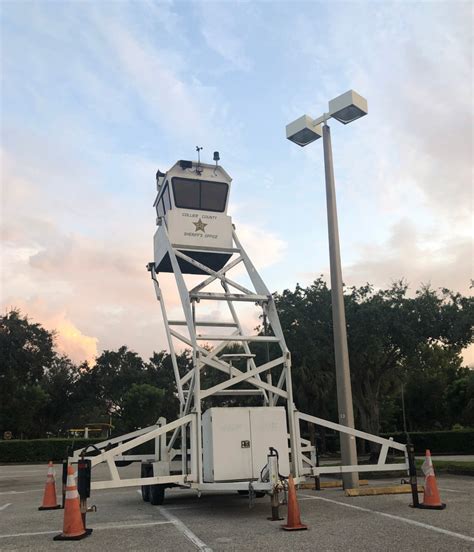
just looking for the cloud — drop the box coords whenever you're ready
[0,138,177,363]
[301,218,471,296]
[1,297,98,364]
[87,9,236,147]
[1,137,286,364]
[298,217,473,366]
[197,2,254,72]
[236,222,287,270]
[284,2,472,226]
[286,2,472,304]
[48,315,98,364]
[2,1,471,369]
[347,221,471,295]
[463,344,474,368]
[0,3,252,364]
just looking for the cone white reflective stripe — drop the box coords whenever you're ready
[422,455,435,477]
[66,473,76,487]
[64,468,80,500]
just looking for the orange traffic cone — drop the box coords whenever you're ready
[38,461,61,510]
[282,475,308,531]
[53,465,92,540]
[419,450,446,510]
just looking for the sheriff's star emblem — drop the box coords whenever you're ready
[193,218,207,232]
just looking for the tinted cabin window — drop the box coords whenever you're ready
[172,178,228,212]
[156,182,170,218]
[162,184,171,212]
[157,198,165,218]
[201,181,228,211]
[173,178,200,209]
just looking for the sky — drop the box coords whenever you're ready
[1,0,472,366]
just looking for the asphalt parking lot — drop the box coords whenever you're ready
[0,464,473,551]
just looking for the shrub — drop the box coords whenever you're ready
[314,429,474,456]
[1,429,472,463]
[381,430,474,454]
[0,438,102,463]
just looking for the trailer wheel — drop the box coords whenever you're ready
[115,460,133,467]
[149,484,165,505]
[237,490,265,498]
[141,485,150,502]
[141,463,152,502]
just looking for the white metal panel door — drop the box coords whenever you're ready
[202,409,214,483]
[208,408,253,481]
[249,407,290,478]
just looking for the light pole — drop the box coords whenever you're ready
[286,90,368,489]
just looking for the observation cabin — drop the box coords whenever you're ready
[153,157,233,275]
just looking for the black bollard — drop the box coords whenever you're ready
[407,443,419,508]
[61,459,68,509]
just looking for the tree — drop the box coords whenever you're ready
[273,279,339,451]
[2,286,471,442]
[120,384,165,431]
[39,355,80,435]
[445,368,474,427]
[146,350,192,421]
[0,310,56,438]
[274,280,474,444]
[10,385,49,439]
[274,279,337,422]
[91,346,147,415]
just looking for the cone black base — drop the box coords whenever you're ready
[53,528,93,541]
[411,503,446,510]
[282,524,308,531]
[39,505,62,511]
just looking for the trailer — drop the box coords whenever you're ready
[71,154,411,509]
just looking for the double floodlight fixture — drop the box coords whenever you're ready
[286,89,368,147]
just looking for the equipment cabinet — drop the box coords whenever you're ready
[202,406,290,482]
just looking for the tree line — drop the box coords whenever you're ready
[0,279,472,440]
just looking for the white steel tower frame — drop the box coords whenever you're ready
[149,223,300,486]
[71,162,411,496]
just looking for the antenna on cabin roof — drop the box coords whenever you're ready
[213,151,220,175]
[195,146,203,175]
[156,169,165,190]
[195,146,203,162]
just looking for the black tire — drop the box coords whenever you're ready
[141,463,152,502]
[237,490,265,498]
[149,484,165,505]
[141,485,150,502]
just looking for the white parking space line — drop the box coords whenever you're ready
[0,503,12,511]
[0,488,43,495]
[0,476,40,480]
[161,505,201,511]
[158,507,213,551]
[134,489,212,550]
[0,520,173,539]
[438,487,466,493]
[95,520,173,530]
[0,530,57,539]
[0,470,45,474]
[0,471,45,478]
[301,494,474,543]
